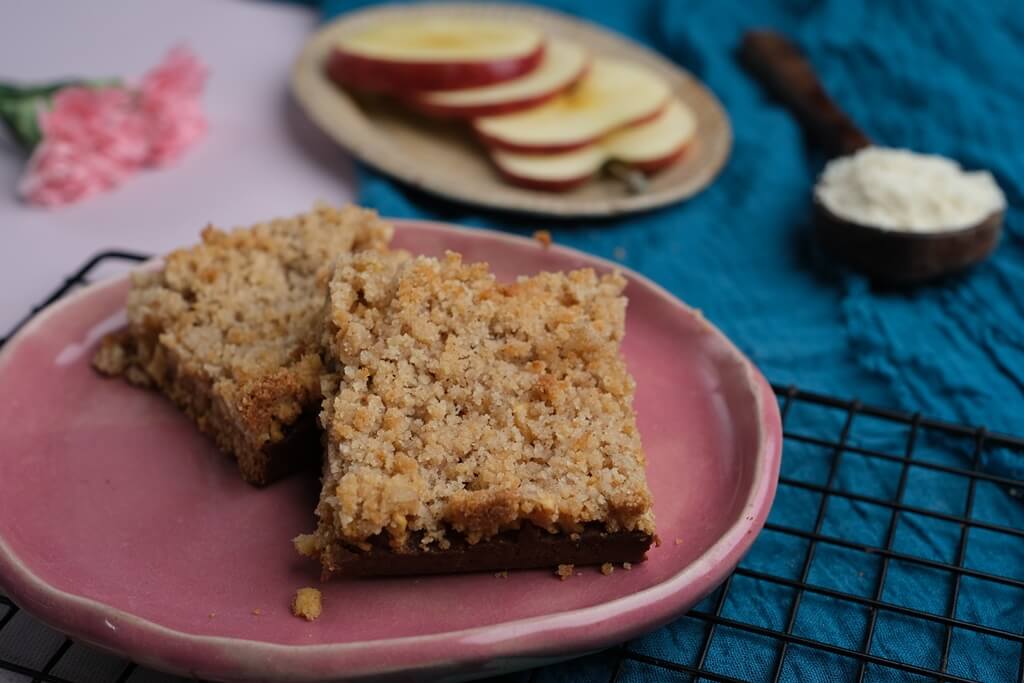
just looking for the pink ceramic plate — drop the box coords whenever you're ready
[0,220,780,682]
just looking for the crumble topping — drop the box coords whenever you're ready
[314,250,654,556]
[98,203,392,450]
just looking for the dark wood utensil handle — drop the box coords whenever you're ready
[739,30,871,158]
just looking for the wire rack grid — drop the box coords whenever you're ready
[0,252,1022,683]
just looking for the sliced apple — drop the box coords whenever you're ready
[406,40,590,118]
[327,17,545,93]
[604,99,696,171]
[491,99,696,191]
[473,57,670,153]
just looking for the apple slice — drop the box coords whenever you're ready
[604,99,696,171]
[473,57,670,153]
[491,99,696,191]
[406,40,590,118]
[327,17,545,93]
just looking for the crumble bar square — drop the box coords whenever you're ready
[304,250,655,576]
[92,204,393,485]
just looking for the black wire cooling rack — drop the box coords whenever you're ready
[1,251,1022,683]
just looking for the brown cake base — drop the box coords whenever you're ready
[251,413,322,485]
[320,523,653,578]
[94,329,321,486]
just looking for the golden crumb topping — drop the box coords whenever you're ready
[124,204,392,445]
[292,533,321,557]
[292,587,323,621]
[316,251,654,553]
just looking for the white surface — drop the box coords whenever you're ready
[0,0,356,333]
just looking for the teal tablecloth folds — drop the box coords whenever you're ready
[318,1,1024,680]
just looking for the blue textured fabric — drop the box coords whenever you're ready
[316,1,1024,680]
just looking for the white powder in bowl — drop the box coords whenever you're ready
[814,146,1005,233]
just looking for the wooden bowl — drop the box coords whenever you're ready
[814,201,1004,285]
[290,2,732,217]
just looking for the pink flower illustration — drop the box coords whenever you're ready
[12,46,208,207]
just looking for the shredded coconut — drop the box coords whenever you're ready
[814,147,1005,233]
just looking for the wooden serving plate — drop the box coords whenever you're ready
[291,3,732,217]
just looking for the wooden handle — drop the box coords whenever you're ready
[739,30,871,158]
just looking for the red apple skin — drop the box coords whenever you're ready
[403,64,591,119]
[473,99,669,154]
[325,44,545,94]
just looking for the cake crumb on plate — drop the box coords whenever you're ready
[601,563,614,576]
[557,564,575,581]
[292,587,323,622]
[623,562,632,571]
[533,230,552,248]
[495,571,509,579]
[293,533,320,557]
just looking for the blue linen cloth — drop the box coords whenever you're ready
[316,1,1024,680]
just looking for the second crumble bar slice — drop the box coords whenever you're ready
[303,250,655,576]
[93,204,393,485]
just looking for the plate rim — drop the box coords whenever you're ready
[0,219,780,681]
[290,2,733,218]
